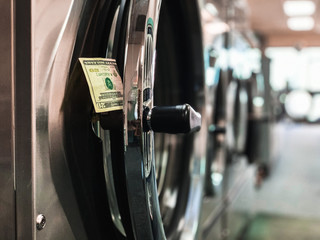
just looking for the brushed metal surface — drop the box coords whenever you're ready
[32,0,86,239]
[0,0,15,238]
[14,0,87,239]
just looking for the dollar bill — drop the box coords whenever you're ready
[79,58,123,113]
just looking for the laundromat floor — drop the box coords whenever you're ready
[240,213,320,240]
[232,123,320,240]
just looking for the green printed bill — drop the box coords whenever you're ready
[79,58,123,113]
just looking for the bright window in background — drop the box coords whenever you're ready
[266,47,320,92]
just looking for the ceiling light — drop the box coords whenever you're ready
[283,1,316,16]
[287,16,314,31]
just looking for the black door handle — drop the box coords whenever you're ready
[143,104,201,134]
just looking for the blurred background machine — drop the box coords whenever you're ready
[200,0,320,239]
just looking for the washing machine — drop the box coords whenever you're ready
[1,0,208,239]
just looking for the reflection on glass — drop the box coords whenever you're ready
[211,172,223,186]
